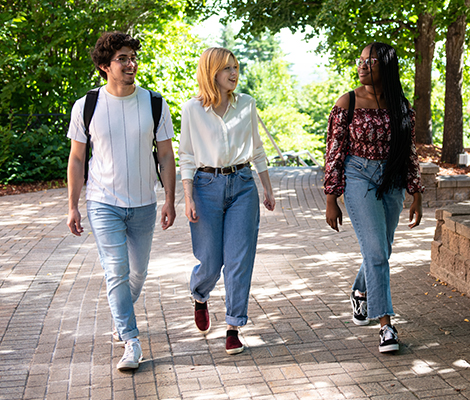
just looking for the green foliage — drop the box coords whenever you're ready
[239,57,298,110]
[297,69,352,139]
[464,49,470,147]
[0,1,203,182]
[1,0,190,115]
[219,25,284,74]
[213,0,466,149]
[214,0,322,38]
[258,106,325,165]
[0,115,69,183]
[137,18,204,155]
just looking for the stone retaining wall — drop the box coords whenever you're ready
[430,202,470,294]
[405,162,470,207]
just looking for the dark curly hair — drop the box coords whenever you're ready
[91,31,141,80]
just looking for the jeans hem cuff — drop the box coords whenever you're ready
[121,329,139,342]
[225,316,247,327]
[192,294,210,304]
[369,312,395,320]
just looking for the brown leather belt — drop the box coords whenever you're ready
[197,163,250,175]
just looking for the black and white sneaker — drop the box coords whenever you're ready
[350,292,369,326]
[379,324,399,353]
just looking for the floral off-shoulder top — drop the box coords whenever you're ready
[323,105,425,196]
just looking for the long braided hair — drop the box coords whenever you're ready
[368,42,412,198]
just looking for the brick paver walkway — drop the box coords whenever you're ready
[1,167,470,400]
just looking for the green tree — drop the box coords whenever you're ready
[0,0,202,183]
[0,0,195,115]
[137,18,205,149]
[258,105,324,165]
[219,26,284,74]
[213,0,470,163]
[239,57,297,110]
[297,69,352,137]
[441,0,470,162]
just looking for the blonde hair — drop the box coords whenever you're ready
[196,47,239,108]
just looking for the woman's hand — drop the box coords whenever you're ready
[182,179,199,223]
[409,192,422,229]
[185,198,199,223]
[263,190,275,211]
[326,194,342,232]
[258,170,275,211]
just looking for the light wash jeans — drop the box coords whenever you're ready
[343,155,405,320]
[87,201,157,341]
[190,166,260,327]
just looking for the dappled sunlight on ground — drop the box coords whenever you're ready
[2,171,470,399]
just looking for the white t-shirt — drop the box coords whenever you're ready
[68,85,174,207]
[178,93,268,181]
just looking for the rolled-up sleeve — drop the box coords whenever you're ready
[178,103,196,181]
[250,99,268,173]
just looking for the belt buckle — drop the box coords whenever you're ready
[221,165,235,175]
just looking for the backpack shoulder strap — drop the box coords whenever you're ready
[83,87,100,183]
[347,90,356,127]
[148,90,164,187]
[149,90,163,135]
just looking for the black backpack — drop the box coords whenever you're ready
[82,87,164,186]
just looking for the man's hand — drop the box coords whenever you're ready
[67,140,86,236]
[67,208,84,236]
[156,139,176,230]
[161,201,176,230]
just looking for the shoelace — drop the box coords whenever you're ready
[354,297,367,316]
[381,325,396,341]
[357,300,367,316]
[122,342,139,360]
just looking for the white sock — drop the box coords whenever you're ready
[355,290,366,298]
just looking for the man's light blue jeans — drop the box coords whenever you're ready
[343,155,405,320]
[87,201,157,341]
[189,166,260,327]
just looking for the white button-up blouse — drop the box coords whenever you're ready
[178,93,268,181]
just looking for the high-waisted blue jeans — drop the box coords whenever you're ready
[87,201,156,341]
[189,166,260,327]
[343,155,405,320]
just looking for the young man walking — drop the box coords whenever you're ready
[66,31,176,371]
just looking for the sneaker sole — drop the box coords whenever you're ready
[117,362,139,370]
[226,345,244,355]
[352,316,370,326]
[117,356,143,371]
[379,343,399,353]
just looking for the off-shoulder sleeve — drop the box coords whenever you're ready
[324,105,350,196]
[406,110,425,194]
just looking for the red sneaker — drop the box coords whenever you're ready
[226,330,244,355]
[194,302,210,334]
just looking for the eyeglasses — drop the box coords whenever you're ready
[110,56,139,66]
[355,58,378,68]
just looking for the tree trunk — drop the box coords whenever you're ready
[441,1,469,164]
[413,13,436,144]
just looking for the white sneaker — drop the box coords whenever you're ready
[117,338,143,371]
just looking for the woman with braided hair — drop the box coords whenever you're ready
[324,42,424,353]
